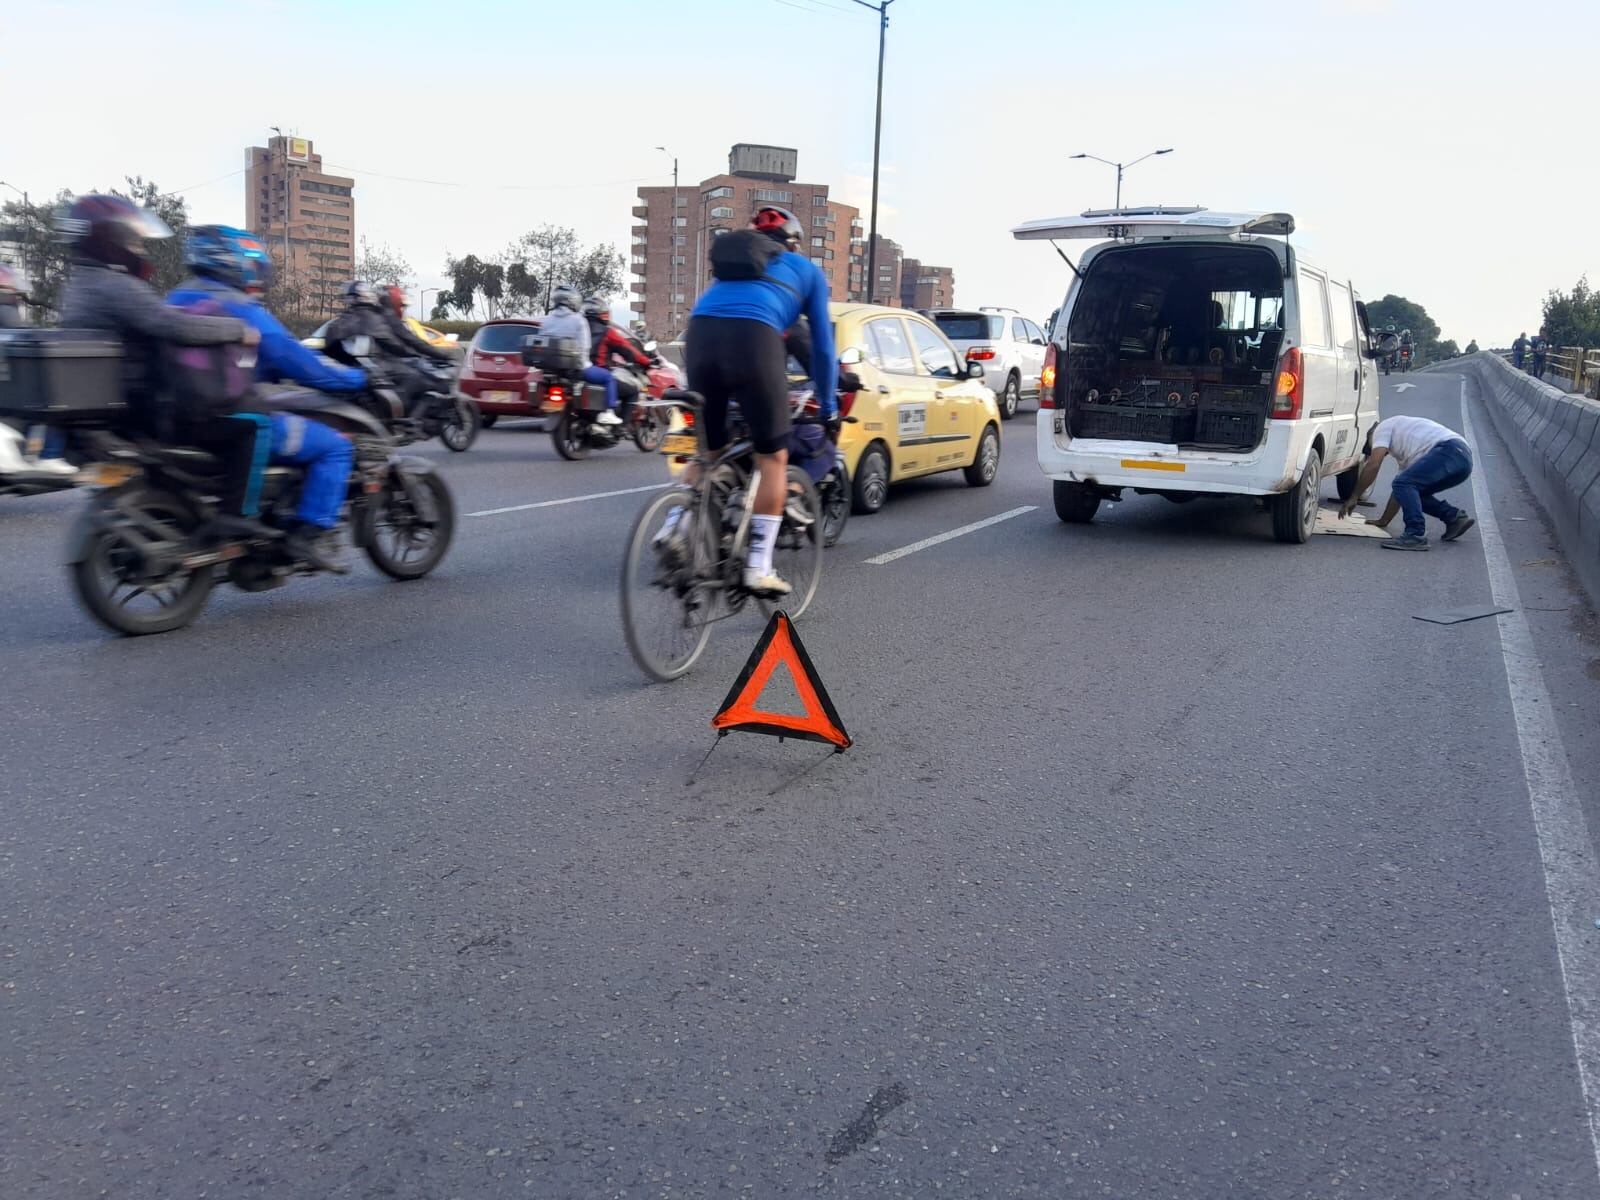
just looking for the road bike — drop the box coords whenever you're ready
[619,389,828,682]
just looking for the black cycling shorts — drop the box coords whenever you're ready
[684,316,790,456]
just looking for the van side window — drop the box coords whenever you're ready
[1328,282,1356,354]
[1299,274,1331,348]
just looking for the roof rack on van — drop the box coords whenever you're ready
[1012,208,1295,242]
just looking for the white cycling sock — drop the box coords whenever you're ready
[748,514,781,575]
[661,505,684,534]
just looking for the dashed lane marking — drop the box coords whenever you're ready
[467,483,667,518]
[864,506,1038,565]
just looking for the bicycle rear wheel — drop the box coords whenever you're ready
[760,466,824,620]
[621,487,713,682]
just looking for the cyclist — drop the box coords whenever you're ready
[679,206,836,597]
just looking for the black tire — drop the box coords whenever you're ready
[1271,448,1321,544]
[70,488,214,636]
[620,487,712,682]
[851,443,890,514]
[1052,480,1100,524]
[552,411,589,460]
[1335,460,1361,502]
[360,469,455,579]
[997,374,1021,420]
[439,397,480,452]
[760,466,824,621]
[631,405,666,452]
[480,413,499,428]
[820,461,850,548]
[963,424,1000,487]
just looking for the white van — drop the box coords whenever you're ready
[1013,207,1385,543]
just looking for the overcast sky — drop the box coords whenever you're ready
[3,0,1592,344]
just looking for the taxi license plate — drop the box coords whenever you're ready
[482,390,514,404]
[659,433,698,456]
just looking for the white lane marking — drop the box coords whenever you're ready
[865,506,1038,565]
[1462,382,1600,1184]
[1394,382,1417,392]
[467,482,667,518]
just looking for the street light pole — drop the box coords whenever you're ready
[850,0,894,304]
[419,286,438,320]
[1068,148,1173,211]
[655,146,679,338]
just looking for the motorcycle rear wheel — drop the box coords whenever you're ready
[360,470,456,580]
[552,411,590,460]
[631,406,666,452]
[70,488,214,636]
[440,398,481,452]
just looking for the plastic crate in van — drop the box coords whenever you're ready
[1074,403,1195,443]
[0,330,125,424]
[1195,408,1265,447]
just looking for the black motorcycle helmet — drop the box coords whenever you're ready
[58,193,173,281]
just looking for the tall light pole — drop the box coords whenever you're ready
[850,0,894,305]
[655,146,679,337]
[419,286,439,320]
[0,181,28,285]
[270,125,291,275]
[1068,148,1173,211]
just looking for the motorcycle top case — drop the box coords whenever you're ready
[521,334,583,374]
[0,329,126,424]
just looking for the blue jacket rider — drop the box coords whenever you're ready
[167,226,359,570]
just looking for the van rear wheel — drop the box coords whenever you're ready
[1271,449,1321,544]
[1053,480,1100,524]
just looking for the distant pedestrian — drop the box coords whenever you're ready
[1340,416,1475,551]
[1512,331,1529,369]
[1530,330,1548,376]
[1466,339,1479,354]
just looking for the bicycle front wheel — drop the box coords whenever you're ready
[760,466,825,620]
[621,487,713,682]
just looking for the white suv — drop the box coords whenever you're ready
[927,307,1048,420]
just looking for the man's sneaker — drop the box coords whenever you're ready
[1381,533,1430,551]
[742,569,791,597]
[29,457,78,477]
[285,524,349,574]
[595,409,623,427]
[1442,514,1476,542]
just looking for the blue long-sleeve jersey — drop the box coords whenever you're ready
[690,251,837,412]
[167,277,367,394]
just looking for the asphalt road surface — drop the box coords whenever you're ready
[7,370,1600,1198]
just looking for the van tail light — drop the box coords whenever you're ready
[966,346,997,361]
[1271,347,1303,419]
[1039,344,1058,409]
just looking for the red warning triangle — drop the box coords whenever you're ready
[712,610,851,750]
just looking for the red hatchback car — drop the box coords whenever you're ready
[459,319,542,424]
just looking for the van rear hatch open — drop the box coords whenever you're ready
[1052,241,1285,451]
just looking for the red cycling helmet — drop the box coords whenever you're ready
[381,284,407,315]
[751,206,803,248]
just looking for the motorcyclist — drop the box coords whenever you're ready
[1,263,78,482]
[583,296,655,411]
[377,284,455,364]
[55,194,265,537]
[166,225,360,571]
[537,285,620,427]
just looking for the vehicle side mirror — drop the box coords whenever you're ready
[1033,337,1047,346]
[966,359,986,380]
[839,346,864,366]
[1366,332,1400,358]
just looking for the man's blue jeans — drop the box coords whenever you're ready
[581,365,618,410]
[1392,438,1472,539]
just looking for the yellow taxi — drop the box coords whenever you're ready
[831,303,1000,512]
[659,303,1001,515]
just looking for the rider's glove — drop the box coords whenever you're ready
[838,371,863,395]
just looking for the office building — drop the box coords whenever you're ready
[632,144,861,340]
[245,135,355,313]
[900,258,956,310]
[867,234,903,307]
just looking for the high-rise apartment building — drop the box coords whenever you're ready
[900,258,956,310]
[632,144,860,340]
[245,135,355,313]
[867,234,903,307]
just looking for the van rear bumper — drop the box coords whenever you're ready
[1034,412,1314,496]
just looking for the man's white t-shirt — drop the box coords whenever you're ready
[1371,415,1461,470]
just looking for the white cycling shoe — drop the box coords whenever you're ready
[742,569,791,597]
[595,410,623,427]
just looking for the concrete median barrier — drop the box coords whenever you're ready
[1456,351,1600,603]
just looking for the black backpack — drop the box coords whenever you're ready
[709,230,799,299]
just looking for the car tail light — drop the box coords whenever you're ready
[1039,344,1058,409]
[1271,347,1303,419]
[966,346,997,361]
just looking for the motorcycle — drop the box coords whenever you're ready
[0,420,79,497]
[395,355,481,453]
[524,336,670,460]
[1399,344,1413,372]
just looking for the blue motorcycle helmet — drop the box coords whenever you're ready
[184,224,273,293]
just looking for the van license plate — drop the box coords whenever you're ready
[1121,459,1186,472]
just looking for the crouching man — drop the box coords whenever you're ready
[1340,415,1476,550]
